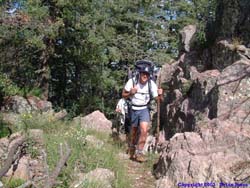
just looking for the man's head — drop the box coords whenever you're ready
[139,66,150,84]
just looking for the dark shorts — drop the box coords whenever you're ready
[131,108,150,127]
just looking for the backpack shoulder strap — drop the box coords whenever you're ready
[148,79,153,101]
[132,74,139,87]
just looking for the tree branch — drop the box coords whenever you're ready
[45,143,71,188]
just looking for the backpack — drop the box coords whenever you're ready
[127,60,161,108]
[129,60,160,99]
[128,60,159,82]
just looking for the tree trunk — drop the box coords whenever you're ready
[39,50,50,100]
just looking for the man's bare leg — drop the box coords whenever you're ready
[136,121,148,162]
[129,126,137,159]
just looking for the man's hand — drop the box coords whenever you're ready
[157,88,163,95]
[122,86,138,99]
[130,86,138,95]
[157,88,164,101]
[115,108,121,113]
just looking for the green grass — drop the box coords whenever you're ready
[17,113,131,188]
[0,125,10,138]
[19,112,65,133]
[144,152,160,169]
[44,127,130,188]
[1,178,25,188]
[0,114,11,138]
[0,112,133,188]
[81,179,107,188]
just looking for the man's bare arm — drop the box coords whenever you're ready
[122,86,137,99]
[122,89,130,99]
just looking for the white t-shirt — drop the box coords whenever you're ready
[124,78,158,110]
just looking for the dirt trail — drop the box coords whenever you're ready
[118,151,156,188]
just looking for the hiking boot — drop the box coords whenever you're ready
[128,146,136,159]
[135,153,147,163]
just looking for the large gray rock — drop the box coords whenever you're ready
[217,61,250,125]
[1,95,53,114]
[154,119,250,188]
[6,156,30,180]
[75,110,112,133]
[179,25,197,53]
[0,130,45,181]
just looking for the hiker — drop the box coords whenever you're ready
[122,60,163,162]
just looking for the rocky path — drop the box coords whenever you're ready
[118,151,156,188]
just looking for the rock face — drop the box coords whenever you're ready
[154,0,250,185]
[160,28,250,139]
[157,40,250,186]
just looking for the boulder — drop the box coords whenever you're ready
[1,95,53,114]
[6,156,30,180]
[0,130,45,182]
[179,25,197,53]
[75,110,112,133]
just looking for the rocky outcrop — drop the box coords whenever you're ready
[154,119,250,188]
[159,24,250,140]
[155,8,250,185]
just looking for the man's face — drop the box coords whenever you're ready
[139,72,150,84]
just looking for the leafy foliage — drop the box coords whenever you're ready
[0,73,20,97]
[0,0,217,117]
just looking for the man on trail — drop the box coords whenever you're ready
[122,60,163,162]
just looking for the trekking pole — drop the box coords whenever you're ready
[155,68,161,152]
